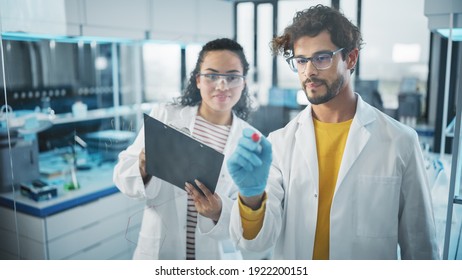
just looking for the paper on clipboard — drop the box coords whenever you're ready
[143,113,224,194]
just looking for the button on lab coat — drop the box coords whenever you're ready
[230,94,440,259]
[114,103,254,259]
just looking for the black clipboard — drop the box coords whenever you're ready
[143,113,224,194]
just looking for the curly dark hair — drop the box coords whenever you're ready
[271,4,363,73]
[175,38,252,120]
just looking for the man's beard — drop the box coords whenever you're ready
[303,75,344,105]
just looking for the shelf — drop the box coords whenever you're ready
[52,103,153,125]
[455,196,462,204]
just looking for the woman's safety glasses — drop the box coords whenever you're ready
[197,73,245,89]
[286,48,344,73]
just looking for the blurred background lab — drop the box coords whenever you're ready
[0,0,461,260]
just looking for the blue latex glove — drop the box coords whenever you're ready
[227,128,272,197]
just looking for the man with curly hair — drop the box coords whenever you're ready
[226,5,440,259]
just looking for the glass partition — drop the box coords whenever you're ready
[0,32,148,259]
[0,23,212,259]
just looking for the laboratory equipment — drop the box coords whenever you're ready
[0,105,54,193]
[20,179,57,201]
[83,130,136,162]
[0,130,40,193]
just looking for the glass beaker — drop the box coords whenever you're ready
[63,153,80,191]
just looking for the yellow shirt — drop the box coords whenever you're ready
[312,118,352,259]
[238,193,267,240]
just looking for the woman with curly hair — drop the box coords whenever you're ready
[114,38,258,260]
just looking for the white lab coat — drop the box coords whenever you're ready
[230,94,440,260]
[114,103,254,259]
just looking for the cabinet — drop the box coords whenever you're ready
[149,0,233,42]
[0,0,233,42]
[0,154,145,260]
[0,0,151,39]
[69,0,151,39]
[0,0,68,35]
[0,190,144,260]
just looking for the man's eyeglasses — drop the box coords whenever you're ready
[286,48,344,73]
[197,73,245,89]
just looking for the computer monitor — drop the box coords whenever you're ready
[354,79,383,111]
[400,77,419,93]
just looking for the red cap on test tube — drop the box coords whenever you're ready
[251,132,260,143]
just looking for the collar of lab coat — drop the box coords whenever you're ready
[295,93,376,193]
[167,104,245,156]
[336,93,375,189]
[297,93,377,127]
[167,105,200,134]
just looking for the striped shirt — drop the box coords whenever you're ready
[186,115,231,260]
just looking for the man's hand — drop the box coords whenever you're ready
[227,128,272,198]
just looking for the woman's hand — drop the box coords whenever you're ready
[185,179,222,222]
[139,148,151,184]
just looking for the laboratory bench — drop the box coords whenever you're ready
[0,150,145,260]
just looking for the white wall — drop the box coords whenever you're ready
[361,0,430,82]
[149,0,233,43]
[360,0,429,110]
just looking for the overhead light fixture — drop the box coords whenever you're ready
[392,44,421,63]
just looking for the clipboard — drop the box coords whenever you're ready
[143,113,224,194]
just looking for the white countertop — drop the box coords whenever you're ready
[0,151,118,217]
